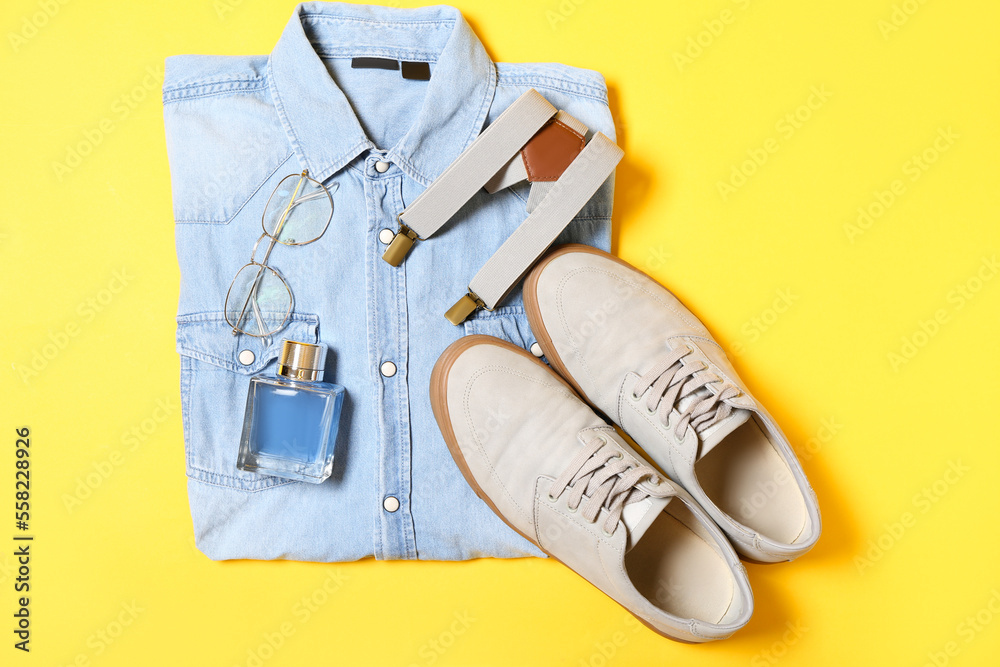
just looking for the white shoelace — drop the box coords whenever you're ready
[548,434,666,535]
[632,345,741,440]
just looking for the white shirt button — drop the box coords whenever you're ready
[380,360,397,377]
[378,228,395,245]
[529,342,544,357]
[383,496,400,512]
[374,160,390,173]
[238,349,256,365]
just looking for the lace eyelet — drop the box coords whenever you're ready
[645,405,656,415]
[547,492,558,502]
[611,451,623,460]
[602,526,615,538]
[630,391,640,401]
[567,502,579,513]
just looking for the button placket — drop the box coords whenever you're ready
[365,157,416,559]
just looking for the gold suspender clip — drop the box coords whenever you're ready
[444,291,486,325]
[381,223,420,267]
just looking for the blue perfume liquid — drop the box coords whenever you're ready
[236,341,345,484]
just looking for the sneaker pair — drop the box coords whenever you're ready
[430,245,820,642]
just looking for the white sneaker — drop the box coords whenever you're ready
[524,245,821,562]
[430,335,753,642]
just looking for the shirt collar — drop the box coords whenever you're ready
[268,2,497,186]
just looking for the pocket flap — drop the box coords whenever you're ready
[176,312,319,375]
[462,307,536,351]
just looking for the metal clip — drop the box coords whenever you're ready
[381,224,419,266]
[445,291,486,325]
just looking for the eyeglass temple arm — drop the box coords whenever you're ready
[289,190,328,205]
[248,288,272,348]
[230,260,272,336]
[269,173,307,242]
[230,175,306,336]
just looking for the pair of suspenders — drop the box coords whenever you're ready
[381,89,623,324]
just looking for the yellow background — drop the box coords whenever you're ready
[2,0,998,664]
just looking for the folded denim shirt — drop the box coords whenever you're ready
[163,1,616,561]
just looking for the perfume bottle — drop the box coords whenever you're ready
[237,340,345,483]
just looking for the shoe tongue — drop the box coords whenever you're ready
[698,407,752,458]
[621,494,674,553]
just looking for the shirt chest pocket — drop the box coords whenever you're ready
[176,312,319,491]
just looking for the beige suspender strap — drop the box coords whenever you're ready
[445,134,622,323]
[381,88,623,324]
[381,89,558,266]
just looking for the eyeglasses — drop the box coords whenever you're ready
[224,170,337,339]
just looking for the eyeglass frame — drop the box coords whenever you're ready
[224,169,336,339]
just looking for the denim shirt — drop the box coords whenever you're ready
[163,2,615,561]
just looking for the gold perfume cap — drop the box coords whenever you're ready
[277,340,326,381]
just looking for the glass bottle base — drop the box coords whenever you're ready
[237,450,333,484]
